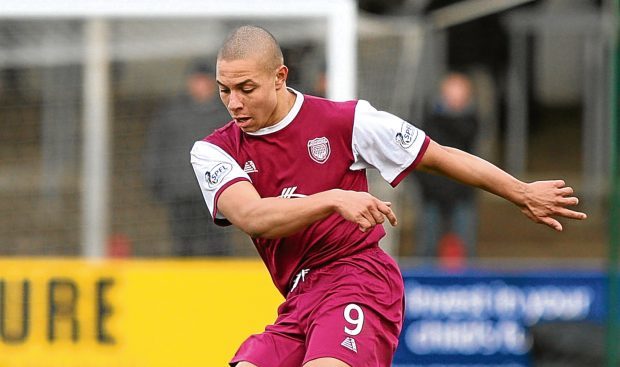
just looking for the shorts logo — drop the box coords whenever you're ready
[307,137,331,164]
[341,337,357,353]
[204,162,232,190]
[395,121,418,149]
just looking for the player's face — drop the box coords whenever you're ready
[216,56,285,133]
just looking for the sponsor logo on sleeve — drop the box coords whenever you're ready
[307,137,331,164]
[204,162,232,190]
[395,121,418,149]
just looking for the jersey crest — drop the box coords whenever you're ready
[307,136,331,164]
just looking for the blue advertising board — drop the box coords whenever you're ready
[394,267,607,367]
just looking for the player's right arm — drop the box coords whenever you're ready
[191,140,395,239]
[217,181,396,238]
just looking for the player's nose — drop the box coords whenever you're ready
[227,91,243,111]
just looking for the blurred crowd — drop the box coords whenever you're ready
[0,0,608,259]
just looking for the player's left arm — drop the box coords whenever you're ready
[416,139,587,231]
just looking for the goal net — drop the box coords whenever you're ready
[0,0,423,258]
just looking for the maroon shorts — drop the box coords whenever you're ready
[230,246,405,367]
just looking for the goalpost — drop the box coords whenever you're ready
[0,0,357,258]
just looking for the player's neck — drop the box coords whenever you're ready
[267,87,297,127]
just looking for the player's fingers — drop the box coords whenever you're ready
[369,206,385,225]
[357,216,373,232]
[386,210,398,227]
[553,180,566,188]
[554,207,588,220]
[557,186,574,196]
[377,201,398,226]
[360,209,378,227]
[557,196,579,206]
[540,216,563,231]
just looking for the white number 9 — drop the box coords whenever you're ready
[343,303,364,336]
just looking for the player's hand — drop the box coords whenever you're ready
[330,190,397,232]
[518,180,587,231]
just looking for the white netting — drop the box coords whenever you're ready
[0,6,428,258]
[0,18,331,257]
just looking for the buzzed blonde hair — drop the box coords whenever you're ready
[217,25,284,72]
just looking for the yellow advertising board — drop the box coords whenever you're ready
[0,258,283,367]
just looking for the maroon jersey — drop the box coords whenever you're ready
[191,89,429,296]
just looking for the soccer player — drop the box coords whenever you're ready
[191,25,586,367]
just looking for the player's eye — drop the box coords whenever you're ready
[242,88,255,94]
[219,88,230,94]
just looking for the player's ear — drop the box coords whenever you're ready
[274,65,288,89]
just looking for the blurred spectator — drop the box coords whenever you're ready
[415,72,479,259]
[143,60,233,257]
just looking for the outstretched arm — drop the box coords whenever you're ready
[416,139,587,231]
[216,181,397,239]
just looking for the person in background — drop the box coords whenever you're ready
[416,72,479,259]
[144,60,233,256]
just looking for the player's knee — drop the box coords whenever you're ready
[303,357,351,367]
[234,362,259,367]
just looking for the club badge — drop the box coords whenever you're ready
[307,137,331,164]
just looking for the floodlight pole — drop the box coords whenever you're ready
[606,0,620,366]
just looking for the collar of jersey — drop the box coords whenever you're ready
[245,88,304,136]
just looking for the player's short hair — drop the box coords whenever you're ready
[217,25,284,73]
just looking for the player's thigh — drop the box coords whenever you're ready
[306,250,404,365]
[230,330,306,367]
[304,299,399,367]
[303,357,350,367]
[234,362,258,367]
